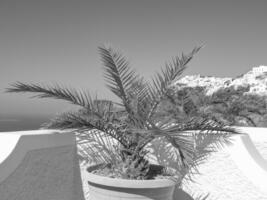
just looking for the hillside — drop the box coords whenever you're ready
[164,66,267,127]
[175,66,267,96]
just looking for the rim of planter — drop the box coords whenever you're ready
[85,165,178,189]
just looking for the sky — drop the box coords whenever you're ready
[1,0,267,117]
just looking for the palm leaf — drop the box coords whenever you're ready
[42,111,97,130]
[126,78,153,122]
[133,120,195,167]
[148,46,203,120]
[99,45,139,113]
[43,109,130,147]
[6,82,94,110]
[77,129,121,165]
[142,116,238,169]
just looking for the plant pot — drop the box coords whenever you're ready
[85,164,177,200]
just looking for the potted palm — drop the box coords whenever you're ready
[6,45,239,200]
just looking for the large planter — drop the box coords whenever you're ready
[86,164,177,200]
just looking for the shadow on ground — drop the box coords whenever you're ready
[173,188,194,200]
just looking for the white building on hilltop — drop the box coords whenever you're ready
[251,66,267,74]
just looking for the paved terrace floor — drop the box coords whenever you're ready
[180,127,267,200]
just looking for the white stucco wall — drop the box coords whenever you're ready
[235,127,267,160]
[0,130,85,200]
[0,129,61,164]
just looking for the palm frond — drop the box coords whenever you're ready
[148,46,203,120]
[99,45,139,113]
[42,110,123,164]
[164,117,239,181]
[165,117,239,137]
[142,116,239,172]
[181,130,230,183]
[42,111,97,130]
[134,121,195,167]
[6,82,94,109]
[43,109,130,147]
[126,78,153,122]
[77,129,121,165]
[144,135,191,178]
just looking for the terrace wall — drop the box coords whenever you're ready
[0,130,85,200]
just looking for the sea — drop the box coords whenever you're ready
[0,115,50,132]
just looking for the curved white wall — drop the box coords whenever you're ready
[0,134,21,164]
[233,126,267,142]
[0,129,61,164]
[227,134,267,194]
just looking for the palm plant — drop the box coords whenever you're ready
[6,45,239,181]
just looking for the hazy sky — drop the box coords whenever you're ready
[1,0,267,117]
